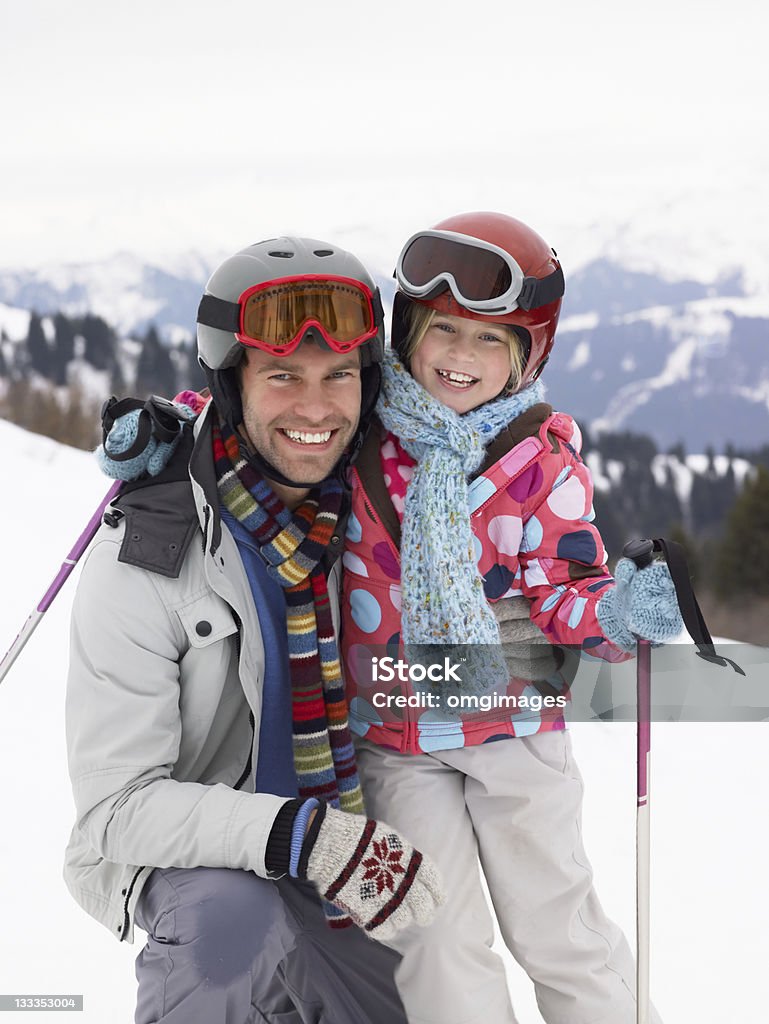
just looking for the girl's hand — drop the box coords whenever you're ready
[596,559,684,650]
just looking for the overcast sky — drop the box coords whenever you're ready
[1,0,767,274]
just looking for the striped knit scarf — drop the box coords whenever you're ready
[212,414,365,818]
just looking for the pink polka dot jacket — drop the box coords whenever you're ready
[342,402,629,754]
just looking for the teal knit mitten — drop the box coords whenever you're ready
[596,558,684,650]
[96,402,195,481]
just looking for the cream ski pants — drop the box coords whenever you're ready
[355,731,663,1024]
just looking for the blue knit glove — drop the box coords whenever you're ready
[596,558,685,651]
[96,403,195,481]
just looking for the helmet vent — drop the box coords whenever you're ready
[268,250,294,258]
[314,249,334,257]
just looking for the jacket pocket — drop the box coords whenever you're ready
[176,592,239,649]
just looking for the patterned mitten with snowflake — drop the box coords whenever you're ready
[302,806,445,941]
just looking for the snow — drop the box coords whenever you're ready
[0,303,31,342]
[684,453,755,486]
[592,338,699,436]
[650,454,691,496]
[554,174,769,297]
[572,294,769,338]
[735,381,769,414]
[619,303,734,358]
[0,418,767,1023]
[583,452,612,493]
[605,459,625,487]
[578,291,769,436]
[0,255,194,339]
[156,248,216,284]
[65,359,113,405]
[588,449,753,506]
[559,312,601,333]
[567,339,591,371]
[683,294,769,319]
[0,421,138,1017]
[41,317,55,344]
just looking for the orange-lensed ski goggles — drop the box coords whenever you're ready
[197,275,382,356]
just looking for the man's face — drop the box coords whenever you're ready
[238,340,362,493]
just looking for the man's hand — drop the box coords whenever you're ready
[304,807,444,941]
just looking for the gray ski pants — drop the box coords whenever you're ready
[356,730,664,1024]
[133,865,407,1024]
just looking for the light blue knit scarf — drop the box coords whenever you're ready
[377,351,546,646]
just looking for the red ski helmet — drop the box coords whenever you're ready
[392,211,564,387]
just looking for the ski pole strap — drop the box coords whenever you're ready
[101,394,190,462]
[635,538,745,676]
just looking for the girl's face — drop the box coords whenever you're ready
[409,311,514,414]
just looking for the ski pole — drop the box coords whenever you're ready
[0,480,122,687]
[622,538,655,1024]
[621,536,744,1024]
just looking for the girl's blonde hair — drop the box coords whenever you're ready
[400,301,526,395]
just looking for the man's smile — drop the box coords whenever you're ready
[280,428,336,446]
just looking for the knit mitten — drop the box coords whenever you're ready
[596,558,684,651]
[304,807,445,941]
[96,402,195,481]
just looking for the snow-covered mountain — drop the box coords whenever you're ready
[548,287,769,450]
[1,252,767,450]
[0,252,212,343]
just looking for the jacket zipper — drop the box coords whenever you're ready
[229,610,255,790]
[201,505,211,554]
[119,502,220,941]
[118,866,144,941]
[352,467,401,566]
[234,711,255,790]
[351,470,414,754]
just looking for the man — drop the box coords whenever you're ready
[65,237,444,1024]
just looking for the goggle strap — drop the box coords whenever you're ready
[517,264,565,311]
[197,293,240,333]
[372,287,384,327]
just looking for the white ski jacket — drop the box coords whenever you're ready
[64,403,341,942]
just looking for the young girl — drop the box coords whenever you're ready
[341,212,680,1024]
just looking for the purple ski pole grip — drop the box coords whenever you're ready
[37,481,122,611]
[622,538,654,803]
[623,538,654,1024]
[636,639,652,805]
[636,635,652,1024]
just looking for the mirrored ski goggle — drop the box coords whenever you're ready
[396,230,564,314]
[197,275,381,355]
